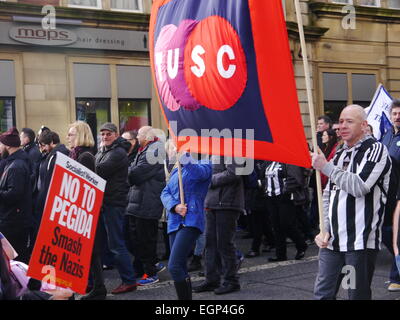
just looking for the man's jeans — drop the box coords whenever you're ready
[101,205,135,285]
[314,248,378,300]
[168,226,201,282]
[194,232,205,257]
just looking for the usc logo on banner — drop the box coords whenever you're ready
[150,0,311,168]
[155,16,247,111]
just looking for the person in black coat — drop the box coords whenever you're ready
[20,128,41,185]
[0,127,33,264]
[193,156,245,295]
[34,131,69,233]
[126,126,165,285]
[95,122,137,295]
[122,130,139,166]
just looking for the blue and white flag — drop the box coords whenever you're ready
[366,84,393,141]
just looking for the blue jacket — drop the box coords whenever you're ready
[381,128,400,226]
[381,128,400,165]
[161,154,212,234]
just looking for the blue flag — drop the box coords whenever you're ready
[379,112,392,142]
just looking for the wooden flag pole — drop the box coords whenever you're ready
[177,158,185,205]
[293,0,325,236]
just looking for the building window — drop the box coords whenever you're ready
[358,0,380,6]
[322,72,377,122]
[76,99,111,149]
[119,99,151,134]
[68,0,102,9]
[111,0,143,12]
[332,0,353,4]
[389,0,400,8]
[0,98,15,133]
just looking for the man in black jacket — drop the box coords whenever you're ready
[95,122,137,295]
[193,156,245,295]
[20,128,41,184]
[34,131,69,237]
[126,126,165,286]
[0,127,33,264]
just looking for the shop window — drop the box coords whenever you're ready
[119,99,151,134]
[76,98,110,149]
[322,72,376,122]
[0,98,15,133]
[389,0,400,8]
[111,0,142,12]
[68,0,102,9]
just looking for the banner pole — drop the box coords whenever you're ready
[293,0,325,236]
[177,159,185,205]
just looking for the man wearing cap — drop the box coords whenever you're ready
[0,127,33,264]
[93,122,137,297]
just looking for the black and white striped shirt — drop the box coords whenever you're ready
[321,136,392,252]
[265,162,284,197]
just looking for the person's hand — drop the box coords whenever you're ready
[315,232,330,249]
[394,242,399,256]
[312,149,327,171]
[175,204,187,217]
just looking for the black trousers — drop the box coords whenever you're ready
[204,210,240,286]
[88,216,105,290]
[127,216,159,277]
[249,209,274,252]
[267,196,307,259]
[0,225,29,264]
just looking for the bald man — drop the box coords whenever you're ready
[312,105,392,300]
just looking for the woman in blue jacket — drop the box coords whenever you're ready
[161,144,211,300]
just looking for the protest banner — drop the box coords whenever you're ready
[366,84,393,140]
[27,152,106,294]
[149,0,310,168]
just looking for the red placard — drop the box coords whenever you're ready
[27,152,106,294]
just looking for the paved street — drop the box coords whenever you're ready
[96,229,400,301]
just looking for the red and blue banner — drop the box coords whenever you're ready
[150,0,311,167]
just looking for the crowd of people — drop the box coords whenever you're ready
[1,101,400,300]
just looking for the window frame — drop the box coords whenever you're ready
[317,67,380,118]
[358,0,381,7]
[68,0,102,10]
[332,0,353,5]
[0,97,16,131]
[110,0,143,13]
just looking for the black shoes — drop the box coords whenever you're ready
[245,250,260,258]
[295,246,308,260]
[192,281,220,293]
[268,257,287,262]
[80,286,107,300]
[214,283,241,295]
[174,278,192,300]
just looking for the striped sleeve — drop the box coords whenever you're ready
[327,143,391,198]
